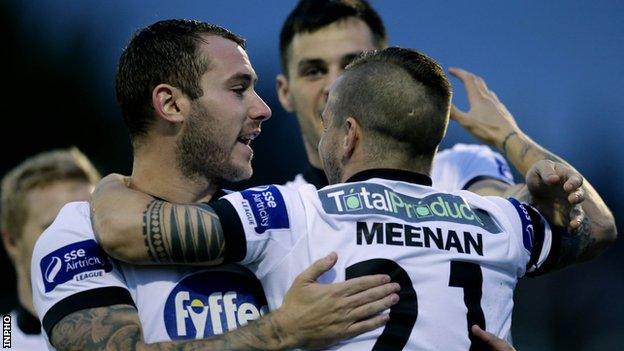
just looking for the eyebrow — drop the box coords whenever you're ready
[225,72,257,86]
[297,52,365,71]
[297,58,326,71]
[341,53,361,66]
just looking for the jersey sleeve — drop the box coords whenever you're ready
[211,184,307,278]
[432,143,515,192]
[31,202,135,339]
[487,197,561,277]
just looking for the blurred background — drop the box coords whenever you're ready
[1,0,622,349]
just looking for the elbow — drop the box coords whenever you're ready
[600,221,618,246]
[592,215,618,253]
[93,213,140,263]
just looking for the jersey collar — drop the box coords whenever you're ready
[302,165,329,189]
[345,168,432,186]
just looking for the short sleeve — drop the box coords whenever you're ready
[31,202,134,338]
[487,197,560,277]
[432,143,515,192]
[211,185,308,278]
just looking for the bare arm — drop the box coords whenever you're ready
[50,254,399,350]
[450,67,617,269]
[90,175,225,265]
[50,304,292,351]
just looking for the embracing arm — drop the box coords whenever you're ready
[50,304,294,351]
[49,254,398,351]
[90,175,225,265]
[449,67,617,269]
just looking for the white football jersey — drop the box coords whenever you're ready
[286,144,515,191]
[31,202,269,348]
[213,169,556,351]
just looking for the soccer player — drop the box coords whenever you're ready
[88,48,616,350]
[1,148,100,350]
[276,0,612,236]
[277,0,517,194]
[29,20,399,350]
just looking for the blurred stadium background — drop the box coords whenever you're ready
[1,1,622,349]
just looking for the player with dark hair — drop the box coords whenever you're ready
[30,19,400,350]
[1,148,100,350]
[278,0,511,193]
[276,0,615,268]
[88,47,616,350]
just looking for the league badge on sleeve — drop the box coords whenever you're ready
[40,239,113,293]
[239,185,289,234]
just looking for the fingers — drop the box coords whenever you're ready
[568,205,585,231]
[344,282,400,308]
[337,274,392,296]
[448,67,491,104]
[553,163,584,192]
[471,325,516,351]
[343,314,390,339]
[538,161,561,184]
[470,325,494,344]
[527,160,560,187]
[567,188,585,205]
[295,252,338,283]
[347,293,399,321]
[551,163,585,203]
[450,104,469,124]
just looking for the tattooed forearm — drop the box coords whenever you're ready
[51,305,141,350]
[142,200,225,264]
[50,304,291,350]
[555,217,596,269]
[500,131,518,157]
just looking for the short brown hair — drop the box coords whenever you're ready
[279,0,387,74]
[333,47,451,162]
[116,19,246,145]
[0,148,100,241]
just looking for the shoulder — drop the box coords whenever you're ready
[33,201,94,257]
[433,143,514,190]
[283,174,308,189]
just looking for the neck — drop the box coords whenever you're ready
[340,154,432,183]
[16,269,35,316]
[303,140,323,169]
[131,143,218,203]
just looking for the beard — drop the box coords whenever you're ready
[175,102,250,183]
[319,134,343,185]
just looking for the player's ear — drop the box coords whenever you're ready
[276,74,294,113]
[342,117,359,161]
[152,84,189,124]
[0,229,17,263]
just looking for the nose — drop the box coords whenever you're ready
[322,68,342,103]
[249,92,272,122]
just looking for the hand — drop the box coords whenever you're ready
[91,173,131,205]
[90,173,130,239]
[272,252,400,350]
[471,325,517,351]
[449,67,521,149]
[526,160,585,232]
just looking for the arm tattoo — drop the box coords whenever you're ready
[555,217,596,269]
[51,305,141,350]
[50,305,289,350]
[142,200,225,264]
[518,142,532,161]
[501,131,518,157]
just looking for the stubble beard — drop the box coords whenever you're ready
[320,137,343,185]
[175,102,249,183]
